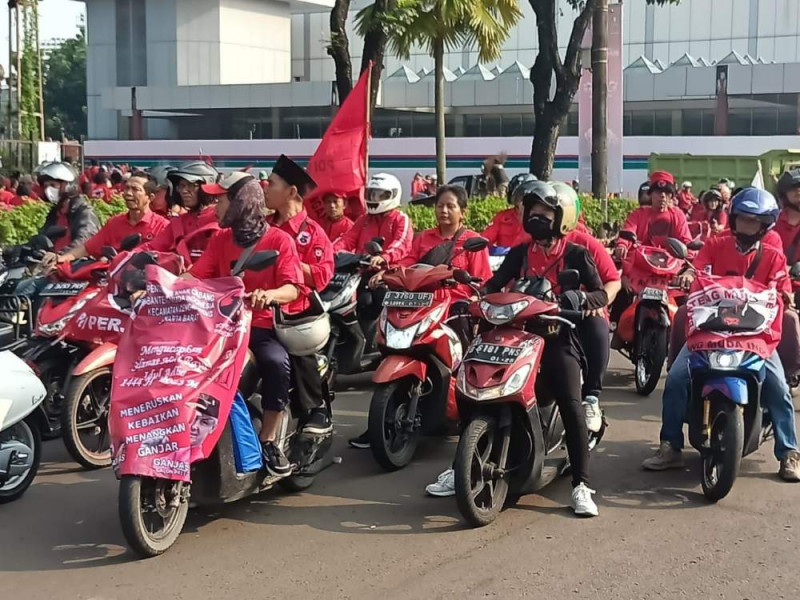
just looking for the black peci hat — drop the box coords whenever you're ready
[271,155,317,198]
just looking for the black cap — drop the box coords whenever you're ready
[271,155,317,198]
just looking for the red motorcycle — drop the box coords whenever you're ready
[615,230,698,395]
[453,270,605,527]
[368,237,488,470]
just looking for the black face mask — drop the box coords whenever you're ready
[734,231,761,250]
[525,214,554,241]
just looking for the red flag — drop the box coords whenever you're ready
[306,66,371,222]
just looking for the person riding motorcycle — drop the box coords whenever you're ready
[51,173,169,266]
[481,173,537,248]
[689,187,729,238]
[146,165,177,217]
[188,173,308,477]
[263,155,334,435]
[480,179,608,516]
[644,188,800,481]
[142,161,220,263]
[637,181,651,207]
[675,181,696,214]
[773,169,800,273]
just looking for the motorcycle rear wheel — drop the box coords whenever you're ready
[61,368,113,469]
[454,416,509,528]
[635,326,667,396]
[119,475,189,558]
[0,419,41,504]
[701,401,744,502]
[368,378,420,471]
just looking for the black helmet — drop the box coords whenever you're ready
[507,173,538,204]
[637,181,651,206]
[702,186,723,206]
[777,168,800,202]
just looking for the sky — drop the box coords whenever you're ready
[0,0,85,73]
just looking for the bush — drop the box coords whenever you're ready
[0,195,127,246]
[581,195,638,233]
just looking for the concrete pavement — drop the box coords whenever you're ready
[2,354,799,599]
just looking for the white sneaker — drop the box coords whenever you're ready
[583,396,603,433]
[571,483,599,517]
[425,468,455,497]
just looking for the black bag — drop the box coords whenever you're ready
[417,228,466,266]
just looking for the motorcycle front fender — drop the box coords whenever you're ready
[72,342,117,376]
[372,355,427,384]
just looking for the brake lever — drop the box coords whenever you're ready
[539,314,577,329]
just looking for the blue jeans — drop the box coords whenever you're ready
[661,344,799,460]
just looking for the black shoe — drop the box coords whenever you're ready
[261,441,292,477]
[302,409,333,435]
[348,431,370,449]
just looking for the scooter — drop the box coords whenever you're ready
[615,230,699,395]
[114,251,334,557]
[453,270,605,527]
[367,236,489,471]
[0,351,48,503]
[668,239,782,502]
[321,237,385,378]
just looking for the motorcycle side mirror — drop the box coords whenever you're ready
[666,237,689,260]
[370,236,385,247]
[452,269,473,285]
[44,225,67,240]
[120,233,142,252]
[463,236,489,252]
[687,240,705,251]
[557,269,581,292]
[365,241,383,256]
[130,252,158,269]
[245,250,279,272]
[102,246,118,260]
[29,234,54,251]
[618,230,637,243]
[790,262,800,281]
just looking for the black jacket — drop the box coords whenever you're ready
[39,194,101,254]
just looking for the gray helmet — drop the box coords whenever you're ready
[777,168,800,203]
[508,173,538,203]
[167,161,219,186]
[148,165,177,188]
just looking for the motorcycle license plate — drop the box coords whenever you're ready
[40,281,88,297]
[383,291,433,308]
[464,343,523,365]
[641,287,665,301]
[329,272,350,287]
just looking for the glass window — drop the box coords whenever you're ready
[630,112,654,135]
[412,112,436,137]
[397,113,413,137]
[464,115,481,137]
[752,109,778,136]
[778,108,798,135]
[481,115,502,136]
[701,111,715,136]
[565,111,579,136]
[522,113,535,136]
[682,109,701,136]
[728,109,751,136]
[654,112,672,136]
[116,0,147,87]
[372,112,397,138]
[500,114,522,137]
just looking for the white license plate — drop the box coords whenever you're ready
[641,287,665,301]
[40,281,88,297]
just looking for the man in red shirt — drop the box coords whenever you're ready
[54,174,169,265]
[481,173,537,248]
[321,191,354,242]
[675,181,696,214]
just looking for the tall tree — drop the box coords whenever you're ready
[328,0,353,103]
[528,0,678,179]
[42,27,87,140]
[377,0,522,183]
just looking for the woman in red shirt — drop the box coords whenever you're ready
[189,175,307,477]
[689,187,729,240]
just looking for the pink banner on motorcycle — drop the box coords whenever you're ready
[109,265,251,482]
[686,274,781,359]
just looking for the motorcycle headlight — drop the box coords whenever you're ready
[480,299,529,325]
[384,321,418,349]
[417,304,446,336]
[37,297,92,337]
[502,363,532,396]
[457,363,533,401]
[709,350,744,370]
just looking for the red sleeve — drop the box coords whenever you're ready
[584,236,620,283]
[693,238,714,273]
[398,233,424,267]
[83,220,113,257]
[382,212,414,264]
[616,209,645,251]
[469,246,492,282]
[333,216,363,253]
[672,210,693,244]
[306,227,335,291]
[276,234,306,290]
[143,221,177,252]
[189,231,222,279]
[768,251,791,293]
[481,217,501,246]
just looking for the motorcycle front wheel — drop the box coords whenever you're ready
[368,378,420,471]
[61,368,113,469]
[635,326,667,396]
[454,415,509,527]
[0,419,41,504]
[701,401,744,502]
[119,475,189,558]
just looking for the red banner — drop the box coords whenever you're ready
[305,66,371,222]
[109,266,251,481]
[686,274,781,358]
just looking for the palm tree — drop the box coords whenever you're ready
[358,0,522,183]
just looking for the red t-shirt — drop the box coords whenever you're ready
[322,216,354,242]
[83,210,169,257]
[0,189,15,204]
[567,229,620,284]
[617,206,692,250]
[481,207,527,248]
[268,209,334,291]
[144,206,219,263]
[694,235,790,293]
[190,227,307,329]
[773,210,800,264]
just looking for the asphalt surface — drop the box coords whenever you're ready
[2,353,799,600]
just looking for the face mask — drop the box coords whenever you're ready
[44,187,60,203]
[734,231,761,250]
[524,214,554,241]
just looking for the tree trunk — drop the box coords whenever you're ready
[433,36,446,184]
[529,108,560,180]
[360,0,395,110]
[328,0,353,103]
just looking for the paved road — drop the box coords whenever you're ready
[3,354,799,600]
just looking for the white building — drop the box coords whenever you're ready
[82,0,800,145]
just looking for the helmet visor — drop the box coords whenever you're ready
[367,189,391,203]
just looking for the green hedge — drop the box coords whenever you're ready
[0,196,127,246]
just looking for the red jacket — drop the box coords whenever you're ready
[143,206,219,264]
[481,207,527,248]
[616,206,692,251]
[567,229,620,284]
[694,235,790,293]
[322,216,354,242]
[268,209,334,291]
[676,190,696,213]
[333,211,413,264]
[773,210,800,264]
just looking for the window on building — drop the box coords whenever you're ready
[778,108,798,135]
[752,109,778,136]
[728,109,751,136]
[630,112,654,135]
[481,115,502,136]
[412,112,436,137]
[501,114,523,137]
[565,111,579,136]
[654,112,672,136]
[464,115,482,137]
[116,0,147,87]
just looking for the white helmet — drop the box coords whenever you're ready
[365,173,402,214]
[274,295,331,356]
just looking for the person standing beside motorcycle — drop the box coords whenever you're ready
[262,155,334,435]
[485,180,608,516]
[142,161,220,264]
[645,188,800,480]
[481,173,537,249]
[189,173,307,477]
